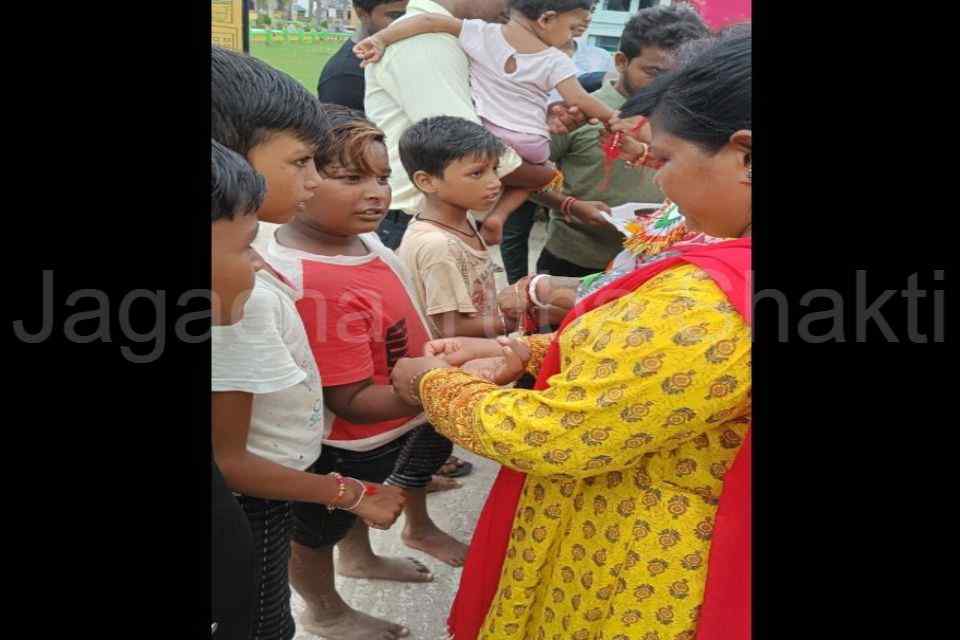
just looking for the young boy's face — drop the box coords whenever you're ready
[298,141,392,237]
[212,214,258,326]
[246,132,322,224]
[428,154,502,213]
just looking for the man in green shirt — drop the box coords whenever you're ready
[536,5,710,276]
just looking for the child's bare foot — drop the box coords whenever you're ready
[402,524,469,567]
[480,216,504,246]
[426,475,462,493]
[336,554,433,583]
[300,605,409,640]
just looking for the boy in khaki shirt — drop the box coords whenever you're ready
[397,117,518,339]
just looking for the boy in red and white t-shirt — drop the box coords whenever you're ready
[256,110,467,634]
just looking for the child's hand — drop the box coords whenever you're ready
[349,482,406,530]
[423,337,503,366]
[390,356,450,405]
[547,104,589,135]
[496,277,532,319]
[353,35,386,68]
[568,200,612,227]
[603,113,657,165]
[461,339,529,386]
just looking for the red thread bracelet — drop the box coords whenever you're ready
[327,472,346,512]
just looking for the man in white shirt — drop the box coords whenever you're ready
[364,0,588,249]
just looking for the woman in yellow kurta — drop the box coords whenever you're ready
[392,33,752,640]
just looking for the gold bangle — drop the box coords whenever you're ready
[625,143,650,168]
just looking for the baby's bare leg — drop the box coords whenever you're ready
[480,187,531,246]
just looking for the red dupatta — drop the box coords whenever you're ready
[448,238,752,640]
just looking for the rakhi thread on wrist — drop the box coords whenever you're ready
[514,280,526,337]
[327,472,346,512]
[342,477,368,511]
[496,304,510,338]
[560,196,578,222]
[600,116,650,186]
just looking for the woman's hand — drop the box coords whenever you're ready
[603,113,663,169]
[423,337,505,366]
[353,35,386,68]
[606,112,652,143]
[390,356,450,405]
[460,338,530,386]
[348,482,406,530]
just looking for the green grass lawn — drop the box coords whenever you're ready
[250,39,346,92]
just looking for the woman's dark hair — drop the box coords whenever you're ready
[211,139,266,222]
[620,32,750,154]
[618,4,710,62]
[508,0,596,21]
[212,46,332,165]
[675,34,720,67]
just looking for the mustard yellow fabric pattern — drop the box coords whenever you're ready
[421,263,751,640]
[521,332,554,378]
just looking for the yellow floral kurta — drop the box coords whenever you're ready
[422,264,751,640]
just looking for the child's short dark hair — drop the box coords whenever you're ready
[212,45,332,165]
[508,0,595,21]
[399,116,505,181]
[619,5,710,61]
[212,139,266,222]
[353,0,401,12]
[316,104,387,176]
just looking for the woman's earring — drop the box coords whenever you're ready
[746,167,752,183]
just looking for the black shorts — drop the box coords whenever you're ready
[292,423,453,549]
[234,495,296,640]
[212,461,256,640]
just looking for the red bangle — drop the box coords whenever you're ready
[561,196,578,218]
